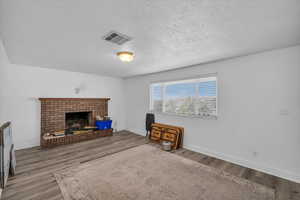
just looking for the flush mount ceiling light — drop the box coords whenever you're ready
[117,51,134,62]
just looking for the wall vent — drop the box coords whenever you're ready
[103,31,131,45]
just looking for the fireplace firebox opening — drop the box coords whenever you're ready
[65,111,92,130]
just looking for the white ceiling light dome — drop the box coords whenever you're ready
[117,51,134,62]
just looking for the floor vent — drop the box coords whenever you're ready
[103,31,131,45]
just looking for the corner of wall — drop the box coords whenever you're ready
[0,38,10,125]
[0,38,10,64]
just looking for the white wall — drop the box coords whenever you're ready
[124,46,300,183]
[0,39,126,150]
[0,39,10,125]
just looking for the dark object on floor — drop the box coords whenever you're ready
[150,123,183,150]
[145,113,155,137]
[0,122,16,189]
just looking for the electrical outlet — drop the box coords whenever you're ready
[280,109,289,116]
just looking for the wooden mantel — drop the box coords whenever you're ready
[39,98,110,101]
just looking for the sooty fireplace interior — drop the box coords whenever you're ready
[65,112,92,131]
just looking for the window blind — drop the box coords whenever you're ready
[150,76,217,118]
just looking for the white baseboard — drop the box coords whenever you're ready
[128,128,146,136]
[185,144,300,184]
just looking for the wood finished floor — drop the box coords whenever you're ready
[2,131,299,200]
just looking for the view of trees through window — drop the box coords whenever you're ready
[150,76,217,117]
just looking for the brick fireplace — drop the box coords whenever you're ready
[39,98,112,148]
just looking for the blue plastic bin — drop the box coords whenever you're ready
[95,120,112,130]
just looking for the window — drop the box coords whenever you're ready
[150,75,217,118]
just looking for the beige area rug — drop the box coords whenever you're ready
[54,145,275,200]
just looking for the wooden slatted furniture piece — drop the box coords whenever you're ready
[150,123,184,150]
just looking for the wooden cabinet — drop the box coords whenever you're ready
[150,123,184,150]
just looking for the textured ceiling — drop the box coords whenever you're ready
[1,0,300,77]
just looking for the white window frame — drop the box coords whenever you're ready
[149,74,218,119]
